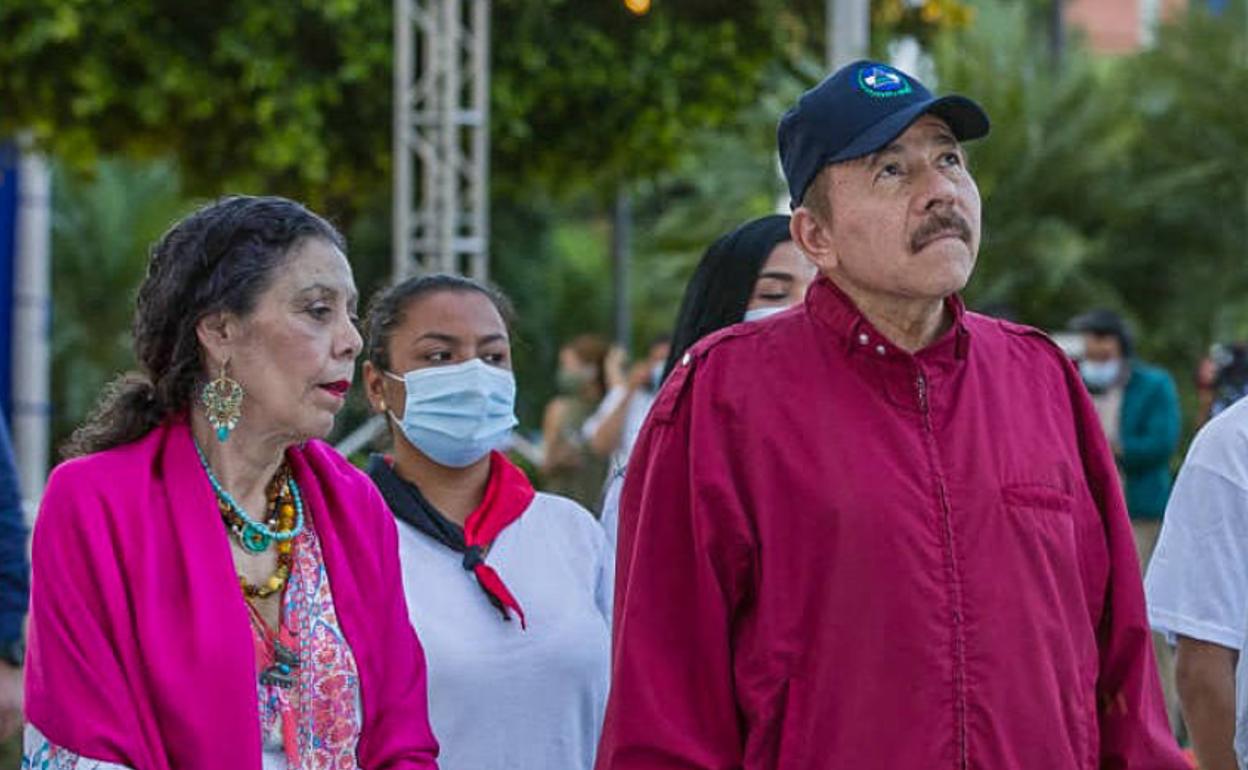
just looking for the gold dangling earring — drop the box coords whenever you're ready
[201,359,244,443]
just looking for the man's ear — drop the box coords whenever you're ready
[791,207,837,275]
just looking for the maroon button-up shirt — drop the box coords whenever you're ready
[597,277,1185,770]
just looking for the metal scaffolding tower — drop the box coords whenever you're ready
[393,0,491,281]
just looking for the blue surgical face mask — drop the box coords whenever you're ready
[1079,358,1123,393]
[385,358,518,468]
[742,305,792,323]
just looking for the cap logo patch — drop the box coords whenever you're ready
[857,65,912,98]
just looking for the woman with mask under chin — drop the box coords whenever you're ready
[361,275,613,770]
[599,214,816,543]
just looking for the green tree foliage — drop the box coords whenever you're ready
[48,159,191,446]
[932,1,1140,323]
[1108,0,1248,369]
[0,0,813,214]
[1,0,971,210]
[0,1,392,217]
[934,0,1247,425]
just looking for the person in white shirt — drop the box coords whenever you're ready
[1146,395,1248,770]
[581,335,671,480]
[361,274,613,770]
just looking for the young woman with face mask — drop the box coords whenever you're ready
[599,215,817,543]
[361,274,612,770]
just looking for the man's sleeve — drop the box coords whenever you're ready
[1065,363,1189,768]
[595,356,755,770]
[0,416,28,646]
[1120,372,1181,473]
[1145,443,1248,651]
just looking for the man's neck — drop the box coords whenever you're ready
[831,277,953,354]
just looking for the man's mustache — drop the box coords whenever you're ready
[910,211,972,253]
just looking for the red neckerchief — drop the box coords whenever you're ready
[369,450,535,628]
[461,451,535,629]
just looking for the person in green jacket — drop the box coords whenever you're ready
[1071,307,1182,728]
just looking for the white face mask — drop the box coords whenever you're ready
[1079,358,1123,393]
[385,359,518,468]
[743,305,792,323]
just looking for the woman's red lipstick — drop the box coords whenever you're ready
[319,380,351,398]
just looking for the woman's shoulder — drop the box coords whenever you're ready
[528,492,608,551]
[44,429,166,503]
[294,439,371,487]
[36,430,172,552]
[291,439,392,532]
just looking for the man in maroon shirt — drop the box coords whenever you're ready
[596,60,1186,770]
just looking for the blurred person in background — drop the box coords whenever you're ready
[363,274,612,770]
[1069,310,1181,556]
[583,335,671,482]
[597,60,1186,770]
[599,214,815,543]
[1069,308,1182,730]
[542,334,610,511]
[23,196,438,769]
[1195,342,1248,424]
[1145,393,1248,770]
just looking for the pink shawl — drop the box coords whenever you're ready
[24,418,440,769]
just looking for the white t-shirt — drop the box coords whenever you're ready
[1145,396,1248,767]
[396,492,613,770]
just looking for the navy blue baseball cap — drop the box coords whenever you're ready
[778,60,990,209]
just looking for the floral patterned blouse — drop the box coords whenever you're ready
[23,523,363,770]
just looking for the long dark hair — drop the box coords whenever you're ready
[662,215,792,379]
[62,195,344,459]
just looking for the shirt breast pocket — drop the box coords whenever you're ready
[999,480,1090,619]
[1002,482,1074,516]
[1002,482,1078,551]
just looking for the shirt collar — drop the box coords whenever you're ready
[806,275,971,362]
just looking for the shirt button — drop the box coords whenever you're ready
[858,333,869,345]
[681,352,691,366]
[875,345,887,356]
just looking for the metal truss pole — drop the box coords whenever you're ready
[827,0,869,70]
[393,0,490,281]
[343,0,491,458]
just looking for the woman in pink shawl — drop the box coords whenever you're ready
[22,196,440,770]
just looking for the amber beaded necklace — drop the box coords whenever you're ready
[195,441,303,599]
[214,468,299,598]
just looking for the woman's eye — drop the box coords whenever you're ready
[940,152,963,167]
[877,163,902,180]
[426,351,452,363]
[308,306,333,320]
[482,353,508,366]
[758,293,788,302]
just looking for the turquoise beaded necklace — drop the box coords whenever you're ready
[195,441,305,554]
